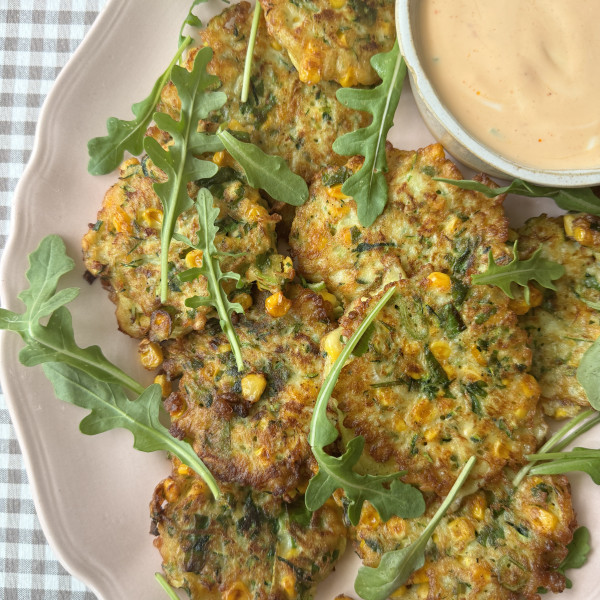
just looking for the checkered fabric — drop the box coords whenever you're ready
[0,2,106,598]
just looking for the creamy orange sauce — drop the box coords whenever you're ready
[417,0,600,170]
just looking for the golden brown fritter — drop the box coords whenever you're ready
[289,145,510,306]
[352,474,576,599]
[259,0,395,86]
[327,275,546,497]
[151,460,347,600]
[517,214,600,419]
[161,286,334,496]
[157,2,370,183]
[82,158,293,340]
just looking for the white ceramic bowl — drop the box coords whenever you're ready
[395,0,600,187]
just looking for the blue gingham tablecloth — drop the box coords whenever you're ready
[0,2,106,598]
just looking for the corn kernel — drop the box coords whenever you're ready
[411,566,428,584]
[360,503,381,527]
[374,387,396,407]
[223,582,251,600]
[427,271,452,292]
[330,0,346,7]
[447,517,475,542]
[185,249,204,269]
[340,67,358,88]
[270,39,282,51]
[327,183,349,200]
[527,506,558,532]
[177,464,192,476]
[213,150,234,167]
[520,374,540,401]
[112,207,132,234]
[280,574,297,598]
[424,427,438,442]
[492,439,510,459]
[336,31,349,48]
[412,400,433,424]
[245,203,269,222]
[140,208,163,229]
[228,119,245,131]
[138,339,163,370]
[387,516,407,538]
[390,586,407,598]
[342,228,353,245]
[554,407,570,419]
[471,345,487,366]
[190,479,208,497]
[574,226,594,246]
[154,374,172,398]
[472,564,492,584]
[233,293,253,311]
[322,329,344,362]
[442,364,456,379]
[514,405,528,419]
[265,291,292,317]
[417,584,429,599]
[317,290,339,309]
[394,416,407,432]
[241,373,267,403]
[430,340,451,361]
[470,493,486,520]
[163,478,180,503]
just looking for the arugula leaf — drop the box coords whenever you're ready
[354,456,477,600]
[433,177,600,217]
[472,245,565,302]
[216,129,308,206]
[178,0,206,47]
[306,287,425,525]
[332,40,407,227]
[143,47,227,303]
[0,235,143,395]
[156,573,180,600]
[87,36,192,175]
[178,188,245,371]
[44,363,219,498]
[577,335,600,410]
[528,448,600,483]
[240,1,262,103]
[558,526,591,589]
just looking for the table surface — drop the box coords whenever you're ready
[0,2,106,598]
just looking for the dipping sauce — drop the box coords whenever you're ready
[417,0,600,171]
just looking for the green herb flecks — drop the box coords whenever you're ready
[143,47,227,303]
[178,188,245,371]
[306,287,425,526]
[216,129,308,206]
[87,36,192,175]
[0,235,143,395]
[558,526,591,589]
[513,409,600,486]
[1,235,220,498]
[240,2,262,103]
[433,177,600,217]
[577,335,600,410]
[472,245,565,303]
[354,456,477,600]
[332,40,407,227]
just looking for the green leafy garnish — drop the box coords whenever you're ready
[472,245,565,302]
[87,36,192,175]
[178,188,245,371]
[240,1,262,103]
[143,47,227,303]
[514,409,600,486]
[558,526,591,588]
[354,456,477,600]
[577,336,600,410]
[155,572,181,600]
[306,287,425,525]
[433,177,600,217]
[0,235,143,395]
[332,40,407,227]
[178,0,206,47]
[216,129,308,206]
[1,235,219,497]
[44,363,219,497]
[527,448,600,482]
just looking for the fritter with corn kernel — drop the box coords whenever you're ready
[156,2,369,183]
[161,285,334,496]
[290,144,510,306]
[151,461,347,600]
[516,214,600,419]
[82,158,293,340]
[352,473,576,599]
[259,0,395,87]
[328,275,546,497]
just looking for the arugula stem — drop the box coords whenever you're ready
[308,286,395,448]
[155,573,181,600]
[206,253,244,371]
[27,323,145,396]
[241,2,261,103]
[512,409,596,487]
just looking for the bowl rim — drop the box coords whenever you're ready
[395,0,600,188]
